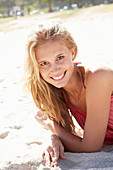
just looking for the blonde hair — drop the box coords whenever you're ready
[24,22,78,134]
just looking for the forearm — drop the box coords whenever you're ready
[43,119,101,153]
[51,121,101,153]
[53,121,83,153]
[45,120,81,152]
[36,110,99,152]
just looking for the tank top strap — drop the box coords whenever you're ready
[74,62,86,89]
[78,67,86,89]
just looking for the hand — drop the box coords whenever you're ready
[35,111,49,128]
[42,134,66,167]
[35,111,56,133]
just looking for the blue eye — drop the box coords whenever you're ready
[58,56,64,60]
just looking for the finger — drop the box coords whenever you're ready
[35,111,42,118]
[49,149,54,160]
[47,146,56,162]
[60,154,66,160]
[50,150,58,167]
[35,114,47,127]
[41,151,45,162]
[52,146,59,161]
[35,114,42,120]
[36,111,47,120]
[35,115,45,126]
[46,147,58,167]
[52,160,58,167]
[45,150,51,167]
[59,146,66,160]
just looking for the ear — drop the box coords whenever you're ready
[71,48,75,60]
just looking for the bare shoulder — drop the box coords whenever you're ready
[85,66,113,86]
[82,67,113,151]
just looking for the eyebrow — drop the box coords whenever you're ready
[38,53,65,64]
[57,53,64,57]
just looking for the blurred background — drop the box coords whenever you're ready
[0,0,113,18]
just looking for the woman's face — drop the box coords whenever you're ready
[36,40,75,88]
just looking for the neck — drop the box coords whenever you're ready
[63,65,82,100]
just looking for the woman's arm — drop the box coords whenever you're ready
[54,69,113,152]
[36,69,113,166]
[36,69,113,153]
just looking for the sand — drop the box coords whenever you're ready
[0,4,113,169]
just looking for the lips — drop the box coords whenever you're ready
[51,71,66,81]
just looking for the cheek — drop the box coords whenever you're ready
[64,58,73,68]
[39,68,49,79]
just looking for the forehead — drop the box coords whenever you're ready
[37,39,66,49]
[35,40,69,61]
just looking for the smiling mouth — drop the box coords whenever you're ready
[51,71,66,81]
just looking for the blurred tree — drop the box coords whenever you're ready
[74,0,82,8]
[0,7,5,16]
[0,0,112,16]
[91,0,96,5]
[38,0,54,12]
[0,0,15,9]
[24,5,31,14]
[108,0,113,3]
[0,0,16,15]
[67,0,75,8]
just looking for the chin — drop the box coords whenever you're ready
[53,82,67,89]
[55,85,63,88]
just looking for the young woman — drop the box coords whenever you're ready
[25,22,113,167]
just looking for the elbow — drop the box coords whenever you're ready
[81,140,102,153]
[84,147,101,153]
[82,145,102,153]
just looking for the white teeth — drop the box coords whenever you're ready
[52,73,64,80]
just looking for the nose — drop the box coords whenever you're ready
[51,63,60,73]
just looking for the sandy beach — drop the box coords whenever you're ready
[0,4,113,169]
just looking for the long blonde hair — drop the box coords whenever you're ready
[24,22,78,134]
